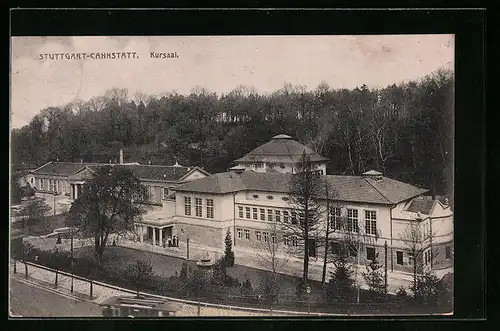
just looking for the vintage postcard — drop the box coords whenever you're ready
[10,35,454,317]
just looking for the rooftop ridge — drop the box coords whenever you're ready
[362,177,393,204]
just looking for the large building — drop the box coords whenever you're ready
[153,169,453,273]
[231,134,328,175]
[25,150,210,210]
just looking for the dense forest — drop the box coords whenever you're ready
[11,68,453,197]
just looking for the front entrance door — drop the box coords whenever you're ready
[147,227,153,240]
[308,238,316,258]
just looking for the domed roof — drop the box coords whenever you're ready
[272,134,292,139]
[234,134,328,164]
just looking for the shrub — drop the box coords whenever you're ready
[362,259,387,302]
[325,258,356,303]
[223,229,235,267]
[396,286,408,297]
[123,259,156,298]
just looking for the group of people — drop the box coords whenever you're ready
[163,235,179,248]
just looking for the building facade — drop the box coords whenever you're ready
[151,170,453,274]
[232,134,328,175]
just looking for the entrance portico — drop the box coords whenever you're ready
[69,182,85,200]
[135,222,175,247]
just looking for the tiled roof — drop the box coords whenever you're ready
[32,162,208,183]
[234,135,328,164]
[31,162,96,176]
[405,199,437,215]
[88,164,193,182]
[174,171,428,204]
[174,172,247,194]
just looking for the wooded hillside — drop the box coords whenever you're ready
[11,68,453,197]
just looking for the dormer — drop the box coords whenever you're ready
[362,170,383,181]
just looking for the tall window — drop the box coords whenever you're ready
[195,198,203,217]
[184,197,192,216]
[238,206,244,218]
[244,229,250,240]
[245,207,251,219]
[396,251,404,265]
[329,207,342,230]
[283,211,289,223]
[252,208,258,220]
[271,234,276,244]
[365,210,377,235]
[275,210,281,222]
[284,235,298,247]
[424,249,431,265]
[291,211,297,224]
[206,199,214,219]
[263,232,269,243]
[267,209,273,222]
[366,247,376,261]
[347,209,359,232]
[256,231,262,241]
[260,208,266,221]
[237,228,243,239]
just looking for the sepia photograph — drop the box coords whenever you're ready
[10,34,455,318]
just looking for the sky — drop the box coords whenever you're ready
[10,35,454,129]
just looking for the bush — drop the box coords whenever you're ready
[325,259,356,303]
[396,286,408,297]
[223,229,235,267]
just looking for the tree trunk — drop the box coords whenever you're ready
[322,186,330,285]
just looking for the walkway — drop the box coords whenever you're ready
[9,260,323,317]
[24,234,453,295]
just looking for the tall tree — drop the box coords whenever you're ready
[223,229,235,267]
[398,220,435,298]
[254,220,290,308]
[287,151,323,286]
[16,199,52,234]
[66,166,147,262]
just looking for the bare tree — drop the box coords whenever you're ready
[253,221,290,309]
[398,219,436,298]
[320,180,344,285]
[286,151,323,286]
[104,88,129,107]
[133,91,149,106]
[86,96,106,113]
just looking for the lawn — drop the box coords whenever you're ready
[73,246,320,295]
[11,214,67,236]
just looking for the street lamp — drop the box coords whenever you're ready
[70,227,74,293]
[306,285,311,315]
[181,229,189,260]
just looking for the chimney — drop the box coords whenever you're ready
[119,149,124,164]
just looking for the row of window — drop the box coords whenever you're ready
[329,207,378,235]
[236,228,299,247]
[38,178,67,193]
[184,197,214,219]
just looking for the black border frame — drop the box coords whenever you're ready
[7,7,486,327]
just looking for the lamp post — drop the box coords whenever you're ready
[181,229,190,260]
[306,286,311,315]
[70,227,74,293]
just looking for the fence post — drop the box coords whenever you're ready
[90,280,93,298]
[55,269,58,288]
[24,262,28,279]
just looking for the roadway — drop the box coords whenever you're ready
[9,277,102,317]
